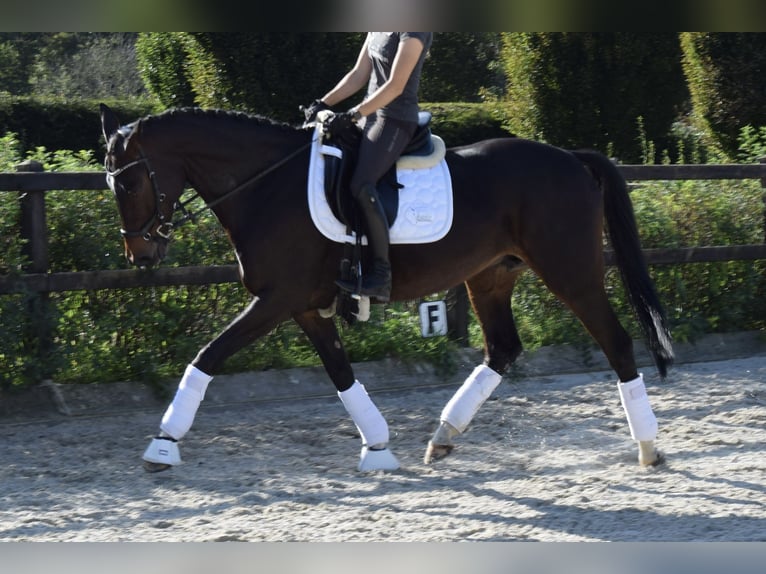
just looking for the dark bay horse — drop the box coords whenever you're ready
[99,103,673,473]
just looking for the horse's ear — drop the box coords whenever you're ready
[100,103,120,144]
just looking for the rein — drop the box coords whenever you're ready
[108,137,315,241]
[172,139,315,229]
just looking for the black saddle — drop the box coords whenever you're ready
[321,111,434,233]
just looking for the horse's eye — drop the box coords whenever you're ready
[116,175,141,195]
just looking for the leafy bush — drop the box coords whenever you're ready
[624,179,764,341]
[428,102,514,146]
[135,33,195,109]
[0,132,25,273]
[501,33,689,163]
[28,33,146,101]
[420,33,502,103]
[681,33,766,159]
[0,133,33,388]
[171,33,364,121]
[0,95,159,161]
[0,39,23,94]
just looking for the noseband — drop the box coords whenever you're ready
[106,152,174,242]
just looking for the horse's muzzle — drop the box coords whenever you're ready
[124,238,167,268]
[129,253,160,269]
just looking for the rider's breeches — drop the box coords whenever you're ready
[350,113,416,198]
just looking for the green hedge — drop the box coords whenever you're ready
[135,33,500,120]
[427,102,514,146]
[0,95,160,159]
[500,33,689,164]
[681,33,766,158]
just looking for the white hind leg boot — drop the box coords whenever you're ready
[424,364,503,464]
[617,373,657,442]
[338,381,399,471]
[618,373,661,466]
[441,364,503,433]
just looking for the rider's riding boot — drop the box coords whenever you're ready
[336,184,392,302]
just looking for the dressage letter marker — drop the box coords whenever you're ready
[419,301,447,337]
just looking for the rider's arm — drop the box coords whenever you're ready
[320,36,373,107]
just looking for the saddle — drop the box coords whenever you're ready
[319,111,436,234]
[313,110,447,325]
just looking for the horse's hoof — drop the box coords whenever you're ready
[358,446,400,472]
[639,449,665,467]
[142,436,181,469]
[143,461,173,473]
[424,441,454,464]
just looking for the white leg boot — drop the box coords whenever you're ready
[338,381,400,471]
[425,364,502,463]
[618,373,662,466]
[142,364,212,469]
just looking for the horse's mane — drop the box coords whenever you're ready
[139,107,304,134]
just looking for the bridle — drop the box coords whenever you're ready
[105,150,175,242]
[106,139,315,243]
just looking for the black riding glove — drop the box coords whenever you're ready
[301,99,330,124]
[324,111,359,138]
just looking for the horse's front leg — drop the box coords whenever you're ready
[294,310,399,472]
[142,294,285,472]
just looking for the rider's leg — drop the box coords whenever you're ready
[335,114,415,302]
[336,183,392,301]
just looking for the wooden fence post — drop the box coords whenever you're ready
[17,160,53,381]
[446,284,470,347]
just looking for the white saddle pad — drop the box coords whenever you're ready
[307,128,453,245]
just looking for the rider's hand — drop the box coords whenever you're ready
[324,111,358,137]
[300,99,330,124]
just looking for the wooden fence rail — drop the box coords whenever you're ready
[2,159,766,349]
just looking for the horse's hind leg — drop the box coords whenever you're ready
[529,255,663,466]
[562,287,663,466]
[425,260,525,464]
[294,310,399,472]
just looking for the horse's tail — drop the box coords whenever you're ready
[573,150,674,378]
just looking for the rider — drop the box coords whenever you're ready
[303,32,433,302]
